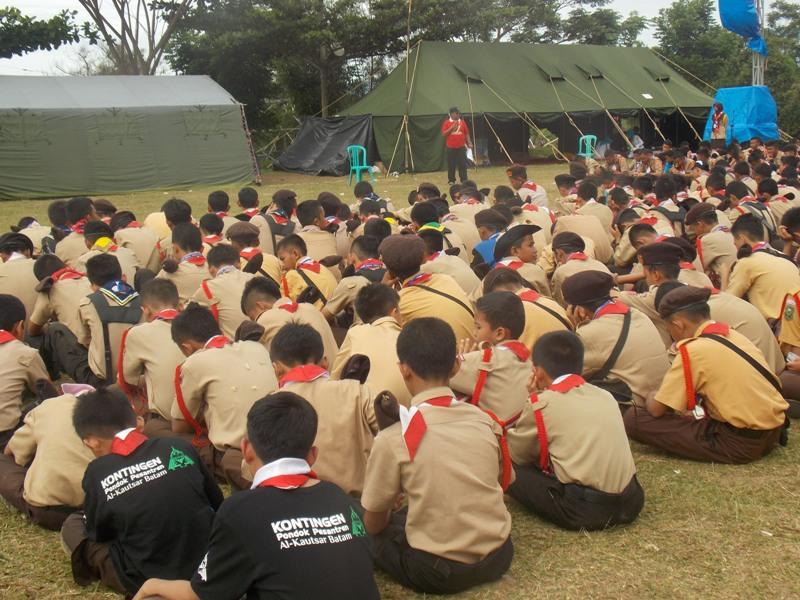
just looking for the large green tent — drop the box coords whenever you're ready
[0,75,259,200]
[340,42,714,172]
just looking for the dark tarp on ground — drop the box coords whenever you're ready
[337,41,713,172]
[273,115,376,176]
[0,75,257,200]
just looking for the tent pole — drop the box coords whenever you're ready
[658,79,702,141]
[589,76,635,151]
[548,79,584,138]
[466,78,478,170]
[404,117,415,171]
[238,104,262,184]
[385,116,406,178]
[651,49,718,96]
[483,114,513,164]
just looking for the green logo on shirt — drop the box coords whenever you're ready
[350,507,366,537]
[167,447,195,471]
[785,303,795,321]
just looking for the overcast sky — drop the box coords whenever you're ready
[1,0,692,76]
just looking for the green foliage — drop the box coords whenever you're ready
[0,7,93,59]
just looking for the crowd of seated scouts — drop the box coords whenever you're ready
[0,136,798,599]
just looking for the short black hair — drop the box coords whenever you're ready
[73,387,136,439]
[627,223,657,245]
[241,276,282,314]
[296,200,323,227]
[66,197,94,224]
[171,223,203,253]
[238,187,259,208]
[493,185,516,202]
[199,213,224,236]
[417,228,444,254]
[33,254,66,280]
[476,292,525,339]
[83,221,114,244]
[86,253,122,286]
[208,190,230,212]
[733,161,751,177]
[726,181,752,200]
[645,261,680,281]
[577,180,598,201]
[271,323,324,366]
[272,190,297,215]
[705,173,726,192]
[754,163,773,179]
[171,305,221,345]
[654,176,676,201]
[608,188,630,207]
[140,278,179,308]
[247,392,318,463]
[275,234,307,256]
[483,266,529,293]
[109,211,137,232]
[731,213,765,240]
[359,199,381,217]
[632,176,653,194]
[207,243,240,268]
[350,235,380,260]
[363,218,391,242]
[355,283,399,324]
[354,180,374,199]
[758,178,779,196]
[396,318,456,380]
[532,331,584,378]
[410,202,439,226]
[162,198,192,225]
[653,280,686,311]
[317,192,342,217]
[48,199,68,228]
[784,207,800,233]
[0,294,25,330]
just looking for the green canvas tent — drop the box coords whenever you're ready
[0,75,259,200]
[339,42,714,172]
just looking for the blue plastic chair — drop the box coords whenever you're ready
[577,135,597,158]
[347,145,375,185]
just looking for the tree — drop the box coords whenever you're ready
[0,7,91,58]
[78,0,194,74]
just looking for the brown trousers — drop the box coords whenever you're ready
[193,443,249,491]
[0,454,76,531]
[623,407,782,464]
[778,370,800,418]
[61,512,126,595]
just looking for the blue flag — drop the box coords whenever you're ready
[719,0,767,56]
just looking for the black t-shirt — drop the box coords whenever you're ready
[82,437,224,594]
[190,480,379,600]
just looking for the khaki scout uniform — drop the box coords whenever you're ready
[77,245,140,284]
[143,211,171,240]
[172,340,278,450]
[250,211,296,256]
[449,342,533,423]
[448,201,485,223]
[256,297,339,366]
[54,232,88,268]
[552,214,613,264]
[361,386,512,563]
[115,226,161,272]
[536,237,597,277]
[0,338,49,434]
[576,200,614,235]
[441,214,481,254]
[323,274,372,324]
[515,289,571,351]
[577,305,669,406]
[30,275,93,339]
[279,370,377,495]
[281,260,338,310]
[398,273,475,343]
[494,259,551,297]
[239,251,282,286]
[120,318,185,422]
[551,255,612,307]
[420,253,481,295]
[218,214,240,236]
[512,205,554,248]
[439,228,470,264]
[191,269,255,339]
[298,225,344,261]
[0,257,38,326]
[696,227,737,284]
[725,251,800,320]
[78,294,142,382]
[331,316,411,407]
[617,286,672,347]
[4,394,94,509]
[156,261,208,304]
[17,224,52,256]
[156,232,175,262]
[679,266,713,288]
[778,289,800,349]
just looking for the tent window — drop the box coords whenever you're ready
[575,64,603,79]
[453,66,484,84]
[533,62,565,82]
[644,67,670,82]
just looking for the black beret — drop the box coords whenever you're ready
[657,285,711,319]
[561,270,615,306]
[493,224,541,261]
[551,231,585,252]
[684,202,716,225]
[0,232,34,254]
[661,236,697,261]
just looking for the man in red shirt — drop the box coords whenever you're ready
[441,107,472,185]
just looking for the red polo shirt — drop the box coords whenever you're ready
[442,118,469,149]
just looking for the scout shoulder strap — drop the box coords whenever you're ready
[296,268,328,304]
[529,298,572,331]
[592,310,631,381]
[699,333,782,392]
[412,284,474,317]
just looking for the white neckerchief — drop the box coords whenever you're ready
[115,427,136,440]
[251,458,312,489]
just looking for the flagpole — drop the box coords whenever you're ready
[752,0,766,86]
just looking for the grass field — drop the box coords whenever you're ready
[1,165,799,598]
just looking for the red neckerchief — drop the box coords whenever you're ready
[521,204,539,212]
[549,374,586,393]
[402,395,458,461]
[495,259,524,270]
[402,272,433,288]
[0,330,17,344]
[518,289,541,302]
[701,321,730,336]
[240,247,261,261]
[426,251,442,262]
[279,364,329,388]
[296,257,321,274]
[695,237,705,268]
[499,340,531,362]
[528,374,585,473]
[52,267,84,281]
[215,211,228,218]
[521,181,538,192]
[244,208,260,218]
[257,471,318,489]
[750,242,769,253]
[70,218,89,234]
[110,430,148,456]
[639,216,659,226]
[204,335,231,349]
[277,301,299,313]
[267,210,289,225]
[654,234,671,242]
[203,234,223,245]
[154,309,179,321]
[355,258,384,272]
[182,252,206,266]
[567,252,588,261]
[644,193,657,205]
[679,261,696,270]
[712,110,725,133]
[126,221,142,229]
[592,300,629,319]
[325,216,341,226]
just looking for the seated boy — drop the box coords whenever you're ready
[207,190,239,234]
[276,234,337,309]
[198,213,225,249]
[550,232,612,306]
[119,279,186,437]
[450,291,533,424]
[225,221,282,285]
[41,254,142,386]
[0,384,94,530]
[55,196,99,267]
[61,388,223,596]
[271,323,377,496]
[492,223,551,297]
[506,331,644,530]
[133,392,380,600]
[250,189,297,255]
[191,244,254,339]
[28,254,92,345]
[296,199,347,260]
[234,186,260,221]
[111,211,161,272]
[332,283,411,407]
[322,235,387,325]
[361,318,513,594]
[0,232,39,325]
[156,222,211,303]
[171,305,278,489]
[0,295,50,450]
[418,229,481,295]
[77,221,140,283]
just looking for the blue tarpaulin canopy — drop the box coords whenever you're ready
[702,86,778,143]
[719,0,767,56]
